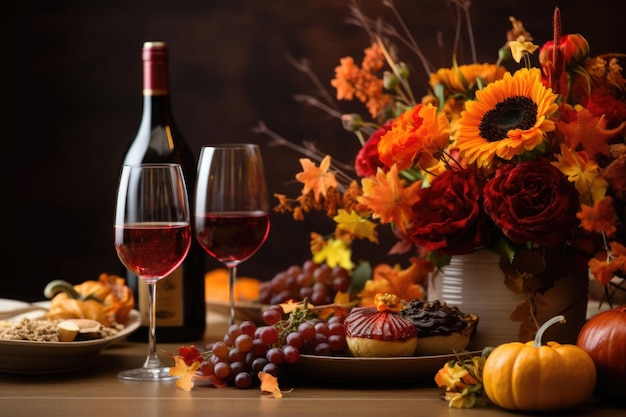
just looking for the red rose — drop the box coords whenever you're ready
[410,169,489,255]
[483,159,579,247]
[354,121,391,177]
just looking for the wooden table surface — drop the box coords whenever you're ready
[0,333,623,417]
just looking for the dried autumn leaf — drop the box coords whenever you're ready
[258,371,292,398]
[295,156,338,202]
[170,356,200,392]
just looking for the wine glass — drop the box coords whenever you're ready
[114,163,191,381]
[194,144,270,326]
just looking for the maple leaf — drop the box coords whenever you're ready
[295,156,339,202]
[312,237,354,270]
[357,165,421,234]
[556,104,624,158]
[357,257,431,306]
[258,372,292,398]
[333,209,378,243]
[170,356,201,392]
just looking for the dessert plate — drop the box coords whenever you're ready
[0,304,140,375]
[283,349,483,384]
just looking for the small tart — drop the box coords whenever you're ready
[344,305,417,357]
[399,299,478,355]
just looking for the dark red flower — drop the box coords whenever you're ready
[410,169,489,255]
[483,159,579,247]
[354,121,392,177]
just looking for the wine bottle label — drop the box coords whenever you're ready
[137,266,184,327]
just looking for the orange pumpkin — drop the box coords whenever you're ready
[577,305,626,399]
[483,315,596,412]
[204,269,260,302]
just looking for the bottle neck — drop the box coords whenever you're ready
[142,42,169,96]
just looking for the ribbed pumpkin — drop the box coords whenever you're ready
[483,315,596,412]
[577,305,626,399]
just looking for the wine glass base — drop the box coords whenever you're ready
[117,366,177,381]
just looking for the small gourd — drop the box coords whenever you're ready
[483,315,596,412]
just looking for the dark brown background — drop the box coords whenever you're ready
[1,0,621,301]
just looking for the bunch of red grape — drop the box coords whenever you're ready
[194,304,347,389]
[257,260,351,306]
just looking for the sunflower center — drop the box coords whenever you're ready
[479,96,538,142]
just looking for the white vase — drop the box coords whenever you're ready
[427,249,589,347]
[428,250,523,348]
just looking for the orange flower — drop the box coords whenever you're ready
[556,104,624,159]
[377,103,451,171]
[330,43,392,118]
[589,242,626,285]
[295,156,338,202]
[577,196,617,236]
[357,164,422,234]
[357,257,432,306]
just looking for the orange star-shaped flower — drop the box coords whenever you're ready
[556,104,625,158]
[357,164,421,234]
[295,156,338,202]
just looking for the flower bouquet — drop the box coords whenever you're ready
[258,0,626,340]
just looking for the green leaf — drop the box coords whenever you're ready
[350,261,372,292]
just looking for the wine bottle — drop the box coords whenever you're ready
[122,41,206,342]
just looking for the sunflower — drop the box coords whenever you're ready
[455,67,559,168]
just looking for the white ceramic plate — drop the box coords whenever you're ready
[0,308,140,374]
[282,349,483,384]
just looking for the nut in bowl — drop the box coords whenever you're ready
[0,274,140,374]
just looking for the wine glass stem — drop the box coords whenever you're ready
[228,265,237,326]
[143,280,163,369]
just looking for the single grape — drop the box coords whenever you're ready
[257,326,279,345]
[211,341,229,359]
[251,357,269,372]
[286,331,304,349]
[227,324,242,340]
[286,265,302,278]
[251,338,268,356]
[239,320,257,337]
[200,361,214,376]
[328,321,345,336]
[298,322,316,341]
[331,276,350,293]
[262,308,282,325]
[266,347,285,365]
[234,372,253,389]
[302,259,318,276]
[282,345,300,364]
[296,272,314,288]
[299,286,313,299]
[213,361,231,380]
[314,322,330,337]
[313,342,333,356]
[313,264,331,283]
[309,290,329,306]
[262,362,280,377]
[228,347,246,362]
[230,361,246,376]
[234,333,254,352]
[328,334,346,352]
[312,333,328,347]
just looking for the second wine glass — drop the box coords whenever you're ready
[194,144,270,325]
[114,163,191,381]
